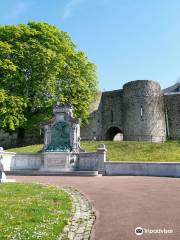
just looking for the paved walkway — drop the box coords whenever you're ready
[10,176,180,240]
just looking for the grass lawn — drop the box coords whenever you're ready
[0,183,71,240]
[7,140,180,162]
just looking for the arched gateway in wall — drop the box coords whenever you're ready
[105,127,123,141]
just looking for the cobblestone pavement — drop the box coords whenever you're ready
[59,187,96,240]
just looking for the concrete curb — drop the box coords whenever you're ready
[6,170,99,176]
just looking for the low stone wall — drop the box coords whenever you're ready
[77,145,106,173]
[0,145,106,173]
[0,151,41,171]
[2,148,180,177]
[77,152,104,173]
[13,153,42,170]
[105,162,180,177]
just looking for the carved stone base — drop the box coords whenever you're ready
[40,152,77,172]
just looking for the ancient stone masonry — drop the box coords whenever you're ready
[81,80,180,142]
[80,92,102,140]
[123,80,166,142]
[1,80,180,147]
[164,93,180,139]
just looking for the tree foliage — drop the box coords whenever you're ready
[0,89,26,131]
[0,22,97,133]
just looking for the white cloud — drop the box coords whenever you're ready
[6,2,29,20]
[63,0,85,20]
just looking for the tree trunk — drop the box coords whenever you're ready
[17,127,25,147]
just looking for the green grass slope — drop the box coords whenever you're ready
[7,140,180,162]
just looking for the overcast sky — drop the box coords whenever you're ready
[1,0,180,91]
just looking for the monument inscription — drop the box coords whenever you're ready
[46,156,67,168]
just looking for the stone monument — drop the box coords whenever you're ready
[0,147,16,183]
[0,159,7,183]
[41,103,82,171]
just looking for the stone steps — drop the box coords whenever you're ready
[5,170,100,177]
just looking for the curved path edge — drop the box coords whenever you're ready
[59,186,96,240]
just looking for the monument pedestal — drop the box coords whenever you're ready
[0,150,16,183]
[40,152,77,172]
[0,170,16,183]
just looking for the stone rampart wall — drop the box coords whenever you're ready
[81,80,168,142]
[81,92,102,140]
[164,93,180,139]
[0,129,42,149]
[122,80,166,142]
[0,131,17,149]
[101,90,123,138]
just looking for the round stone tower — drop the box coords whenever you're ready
[123,80,166,142]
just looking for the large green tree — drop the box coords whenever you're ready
[0,22,97,145]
